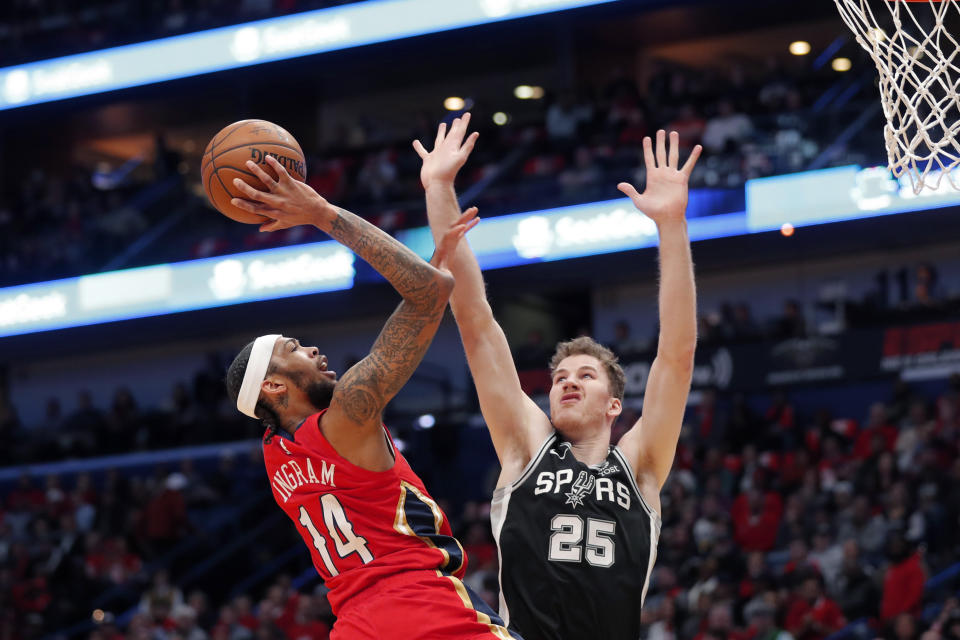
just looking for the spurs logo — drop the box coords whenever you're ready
[564,471,595,508]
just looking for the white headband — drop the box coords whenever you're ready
[237,334,281,419]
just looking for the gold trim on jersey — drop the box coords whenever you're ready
[438,570,515,640]
[393,480,466,574]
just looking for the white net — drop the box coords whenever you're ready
[833,0,960,193]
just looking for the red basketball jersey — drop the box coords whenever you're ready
[262,410,467,614]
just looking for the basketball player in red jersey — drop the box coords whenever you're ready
[224,130,521,639]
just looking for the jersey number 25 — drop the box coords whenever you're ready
[549,514,616,568]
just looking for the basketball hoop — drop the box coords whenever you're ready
[833,0,960,193]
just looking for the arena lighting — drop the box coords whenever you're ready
[514,85,535,99]
[444,96,466,111]
[0,0,616,111]
[832,57,852,72]
[417,414,436,429]
[780,223,795,236]
[492,111,509,125]
[788,41,811,56]
[0,241,355,338]
[91,610,105,623]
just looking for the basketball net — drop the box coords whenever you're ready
[833,0,960,193]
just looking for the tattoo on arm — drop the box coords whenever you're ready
[328,207,442,306]
[332,295,445,424]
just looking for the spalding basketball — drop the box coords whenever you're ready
[201,119,307,224]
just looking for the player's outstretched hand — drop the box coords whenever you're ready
[413,112,479,190]
[430,206,480,272]
[617,130,702,226]
[231,155,331,232]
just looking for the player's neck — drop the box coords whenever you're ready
[566,429,611,467]
[278,397,318,435]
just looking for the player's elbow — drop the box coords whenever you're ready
[655,345,695,374]
[436,270,455,296]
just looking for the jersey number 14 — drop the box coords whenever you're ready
[298,494,374,576]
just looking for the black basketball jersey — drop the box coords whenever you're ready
[490,432,661,640]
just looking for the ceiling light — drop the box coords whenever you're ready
[831,57,852,72]
[492,111,509,125]
[444,96,466,111]
[789,41,811,56]
[514,85,535,99]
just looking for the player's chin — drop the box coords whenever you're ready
[551,410,584,435]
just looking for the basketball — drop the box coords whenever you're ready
[201,119,307,224]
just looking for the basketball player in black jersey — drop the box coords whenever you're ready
[416,115,701,640]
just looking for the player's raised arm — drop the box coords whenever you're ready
[413,114,553,476]
[616,130,701,492]
[231,156,475,445]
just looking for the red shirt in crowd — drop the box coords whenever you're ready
[141,489,187,542]
[853,424,897,459]
[731,492,783,552]
[881,552,926,620]
[280,619,331,640]
[785,596,846,640]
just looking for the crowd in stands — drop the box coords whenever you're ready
[1,44,884,287]
[2,360,960,639]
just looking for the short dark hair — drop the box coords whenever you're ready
[226,340,282,442]
[549,336,626,400]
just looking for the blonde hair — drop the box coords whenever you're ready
[549,336,625,400]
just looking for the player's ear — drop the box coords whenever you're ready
[607,397,622,419]
[261,377,287,400]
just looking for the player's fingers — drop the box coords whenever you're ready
[681,144,703,176]
[457,206,479,225]
[460,131,479,156]
[245,160,277,190]
[669,131,679,168]
[412,139,429,159]
[655,129,667,168]
[265,155,293,184]
[258,219,284,232]
[447,117,463,145]
[230,196,280,216]
[232,179,280,206]
[642,137,655,173]
[462,216,480,234]
[617,182,641,203]
[451,112,471,144]
[435,122,446,148]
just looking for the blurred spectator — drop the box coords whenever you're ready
[881,532,927,622]
[834,540,877,620]
[744,601,794,640]
[913,263,940,307]
[773,300,806,341]
[138,473,189,555]
[854,402,898,460]
[666,104,706,151]
[732,487,782,552]
[546,92,592,142]
[702,101,754,154]
[784,572,846,640]
[610,319,647,357]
